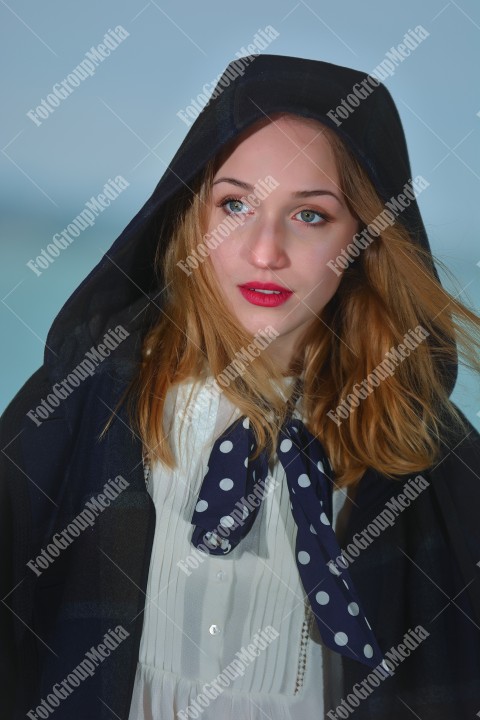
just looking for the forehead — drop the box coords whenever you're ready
[216,113,329,159]
[212,114,338,186]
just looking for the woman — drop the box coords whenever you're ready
[1,54,479,720]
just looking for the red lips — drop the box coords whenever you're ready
[238,281,293,307]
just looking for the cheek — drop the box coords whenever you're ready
[302,246,346,304]
[208,245,229,279]
[311,223,358,276]
[207,225,245,271]
[310,270,343,305]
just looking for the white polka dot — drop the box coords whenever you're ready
[334,632,348,646]
[364,644,373,658]
[195,500,208,512]
[219,478,234,491]
[250,443,254,451]
[291,488,296,494]
[320,512,330,525]
[316,591,329,605]
[244,457,248,467]
[242,418,249,429]
[343,579,349,589]
[365,617,372,630]
[309,524,317,534]
[242,506,249,520]
[298,551,310,565]
[317,460,325,473]
[280,439,292,452]
[348,602,359,616]
[298,473,310,487]
[220,515,234,528]
[219,440,233,453]
[205,531,220,548]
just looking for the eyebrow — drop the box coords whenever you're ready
[212,177,342,204]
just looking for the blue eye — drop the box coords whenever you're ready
[294,209,326,225]
[221,198,250,214]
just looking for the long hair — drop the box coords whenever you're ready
[124,115,480,487]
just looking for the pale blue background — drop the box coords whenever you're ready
[1,0,479,428]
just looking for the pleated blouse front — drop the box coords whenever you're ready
[128,377,349,719]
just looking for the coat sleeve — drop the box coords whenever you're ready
[338,412,480,720]
[0,366,55,717]
[0,426,16,717]
[430,409,480,622]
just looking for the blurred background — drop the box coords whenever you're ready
[1,0,479,427]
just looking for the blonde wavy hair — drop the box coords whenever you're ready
[124,114,480,487]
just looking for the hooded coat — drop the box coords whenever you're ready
[1,53,480,720]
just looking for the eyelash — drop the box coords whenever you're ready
[217,197,330,226]
[219,197,251,214]
[294,209,329,226]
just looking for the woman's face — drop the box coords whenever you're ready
[206,114,359,369]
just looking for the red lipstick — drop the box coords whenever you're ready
[238,281,293,307]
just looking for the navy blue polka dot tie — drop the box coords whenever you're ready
[191,411,386,670]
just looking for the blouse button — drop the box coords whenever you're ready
[209,624,221,636]
[216,570,226,581]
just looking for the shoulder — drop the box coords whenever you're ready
[0,355,136,505]
[351,410,480,521]
[1,366,54,494]
[1,365,51,435]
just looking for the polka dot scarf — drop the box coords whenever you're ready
[191,411,386,669]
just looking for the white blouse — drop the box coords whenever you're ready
[128,377,350,720]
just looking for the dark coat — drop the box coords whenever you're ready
[2,54,480,719]
[2,321,480,720]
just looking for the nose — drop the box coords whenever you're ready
[244,215,289,270]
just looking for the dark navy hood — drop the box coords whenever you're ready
[44,53,456,391]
